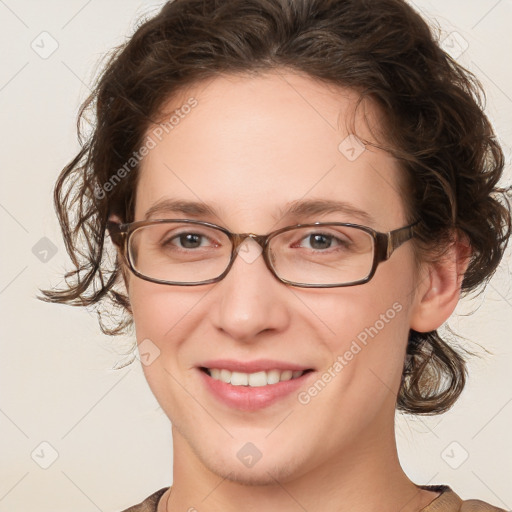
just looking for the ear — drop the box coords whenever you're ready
[410,236,471,332]
[107,214,131,292]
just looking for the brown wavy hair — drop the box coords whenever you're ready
[41,0,511,415]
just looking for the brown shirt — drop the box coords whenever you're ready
[120,484,509,511]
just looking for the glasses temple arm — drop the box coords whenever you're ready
[386,223,418,259]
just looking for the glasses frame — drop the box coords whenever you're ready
[107,218,419,288]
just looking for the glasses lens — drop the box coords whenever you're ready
[129,222,231,283]
[269,225,375,285]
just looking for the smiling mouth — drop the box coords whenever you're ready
[200,367,314,387]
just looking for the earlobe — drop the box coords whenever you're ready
[410,237,471,333]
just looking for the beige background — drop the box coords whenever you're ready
[0,0,511,510]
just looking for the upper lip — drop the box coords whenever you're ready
[199,359,314,373]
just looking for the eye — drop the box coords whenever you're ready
[303,233,338,250]
[169,233,207,249]
[163,231,218,250]
[294,231,350,251]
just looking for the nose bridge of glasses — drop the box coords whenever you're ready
[232,233,268,252]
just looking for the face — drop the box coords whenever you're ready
[125,71,426,484]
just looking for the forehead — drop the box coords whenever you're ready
[135,71,406,231]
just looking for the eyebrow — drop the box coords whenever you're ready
[143,198,375,225]
[144,199,218,220]
[277,198,375,225]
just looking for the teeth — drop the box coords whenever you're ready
[280,370,293,381]
[266,369,281,385]
[220,369,231,383]
[206,368,306,386]
[248,371,267,387]
[230,371,248,386]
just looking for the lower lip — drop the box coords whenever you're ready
[199,369,313,411]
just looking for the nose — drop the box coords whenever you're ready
[210,237,291,343]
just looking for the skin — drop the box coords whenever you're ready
[116,70,468,512]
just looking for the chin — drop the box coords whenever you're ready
[207,457,302,486]
[188,437,310,487]
[173,422,305,486]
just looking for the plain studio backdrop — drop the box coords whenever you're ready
[0,1,511,511]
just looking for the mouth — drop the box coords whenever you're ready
[197,360,315,410]
[199,367,313,387]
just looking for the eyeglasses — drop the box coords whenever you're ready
[107,219,418,288]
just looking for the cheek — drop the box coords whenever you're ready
[319,273,412,343]
[127,280,204,420]
[128,279,200,339]
[129,282,167,339]
[318,261,415,385]
[127,279,213,385]
[322,293,409,378]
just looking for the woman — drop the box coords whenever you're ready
[42,0,511,510]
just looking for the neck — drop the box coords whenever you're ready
[161,416,438,512]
